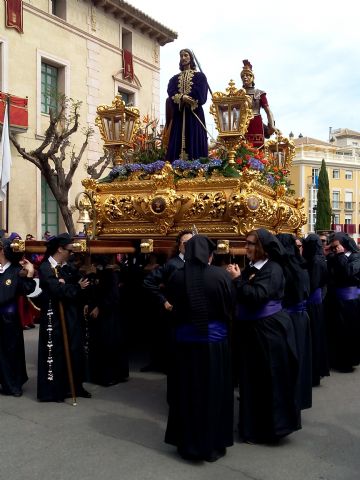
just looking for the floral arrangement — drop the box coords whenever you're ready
[130,115,166,164]
[100,127,292,192]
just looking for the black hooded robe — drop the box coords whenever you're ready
[302,234,329,385]
[234,258,301,443]
[326,249,360,371]
[164,237,234,461]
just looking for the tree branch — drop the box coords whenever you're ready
[9,132,42,170]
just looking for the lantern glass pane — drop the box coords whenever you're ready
[218,104,230,132]
[231,104,241,131]
[114,115,122,140]
[103,116,112,140]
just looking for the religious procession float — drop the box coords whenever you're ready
[15,60,307,257]
[73,74,306,255]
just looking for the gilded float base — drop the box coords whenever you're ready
[82,163,306,238]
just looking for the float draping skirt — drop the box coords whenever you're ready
[288,311,313,409]
[0,311,28,393]
[165,339,233,457]
[238,312,301,443]
[307,302,329,385]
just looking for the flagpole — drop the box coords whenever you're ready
[5,96,10,232]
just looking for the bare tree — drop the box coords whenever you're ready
[9,96,105,236]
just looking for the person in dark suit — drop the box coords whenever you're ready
[37,233,90,402]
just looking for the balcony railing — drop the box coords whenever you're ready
[331,201,342,210]
[344,201,355,211]
[0,92,28,133]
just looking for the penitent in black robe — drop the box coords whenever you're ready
[0,265,35,395]
[86,267,129,386]
[165,264,234,460]
[37,261,86,402]
[234,260,301,443]
[326,252,360,371]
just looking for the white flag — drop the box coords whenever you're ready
[0,102,12,201]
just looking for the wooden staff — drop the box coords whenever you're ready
[54,267,77,406]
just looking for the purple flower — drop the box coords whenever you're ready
[143,160,166,173]
[126,163,142,172]
[172,159,192,170]
[266,174,275,186]
[248,158,265,171]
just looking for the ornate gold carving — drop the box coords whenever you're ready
[82,165,306,238]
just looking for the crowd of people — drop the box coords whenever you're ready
[0,228,360,463]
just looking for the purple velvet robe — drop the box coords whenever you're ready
[166,70,208,161]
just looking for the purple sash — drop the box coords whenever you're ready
[236,300,282,321]
[307,288,322,305]
[335,286,359,301]
[175,321,228,343]
[0,302,17,314]
[284,300,307,314]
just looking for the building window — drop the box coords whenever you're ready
[311,168,319,186]
[345,170,353,180]
[122,28,132,52]
[117,87,134,106]
[344,191,353,210]
[51,0,67,20]
[41,177,59,236]
[333,214,340,224]
[345,215,352,225]
[332,169,340,179]
[41,62,58,114]
[332,191,340,210]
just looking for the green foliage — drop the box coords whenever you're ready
[315,159,332,231]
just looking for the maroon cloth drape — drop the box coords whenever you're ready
[5,0,23,33]
[123,49,134,81]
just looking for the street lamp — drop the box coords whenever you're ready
[95,94,141,165]
[210,80,253,165]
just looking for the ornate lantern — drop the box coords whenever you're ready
[264,132,296,170]
[95,94,141,165]
[210,80,253,165]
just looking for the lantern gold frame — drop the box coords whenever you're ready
[264,132,296,170]
[210,80,253,165]
[95,94,141,165]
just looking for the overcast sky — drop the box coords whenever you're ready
[130,0,359,142]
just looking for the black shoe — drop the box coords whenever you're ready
[177,448,202,462]
[29,324,36,329]
[204,448,226,462]
[77,388,92,398]
[0,388,22,397]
